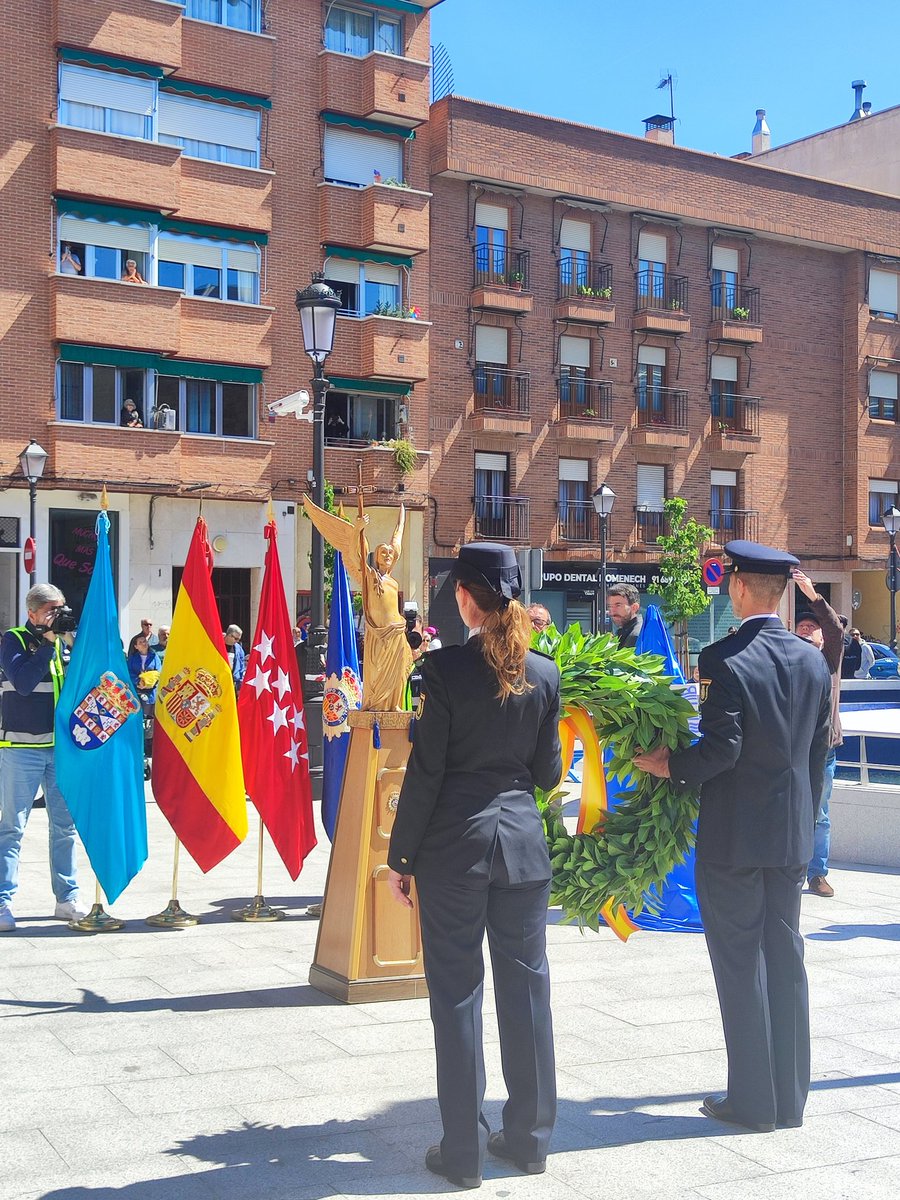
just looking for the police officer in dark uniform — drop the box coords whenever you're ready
[388,543,562,1189]
[635,541,831,1134]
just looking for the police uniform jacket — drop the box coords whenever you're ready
[388,639,562,883]
[668,618,832,867]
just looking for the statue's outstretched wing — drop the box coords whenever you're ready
[390,504,406,564]
[301,496,363,586]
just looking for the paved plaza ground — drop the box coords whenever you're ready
[2,798,900,1200]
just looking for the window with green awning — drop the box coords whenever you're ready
[159,77,272,110]
[57,47,164,79]
[323,245,414,270]
[58,344,262,384]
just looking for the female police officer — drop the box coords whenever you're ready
[388,543,562,1188]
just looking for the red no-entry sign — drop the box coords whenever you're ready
[702,558,724,587]
[23,537,36,576]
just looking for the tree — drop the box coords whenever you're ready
[648,497,714,674]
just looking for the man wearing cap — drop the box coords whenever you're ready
[635,540,831,1134]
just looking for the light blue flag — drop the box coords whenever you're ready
[55,509,148,903]
[635,603,686,685]
[321,552,362,842]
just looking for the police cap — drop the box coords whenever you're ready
[724,539,799,576]
[450,542,522,601]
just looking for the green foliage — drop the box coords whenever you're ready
[731,306,750,320]
[373,437,418,476]
[532,623,699,930]
[648,497,713,626]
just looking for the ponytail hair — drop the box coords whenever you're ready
[457,580,533,701]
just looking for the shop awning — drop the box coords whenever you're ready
[159,77,272,110]
[323,244,414,269]
[320,111,415,140]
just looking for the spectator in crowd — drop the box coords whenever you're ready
[224,625,246,692]
[151,625,169,661]
[120,399,143,428]
[608,583,643,648]
[60,244,82,275]
[121,259,147,285]
[527,603,552,633]
[849,628,875,679]
[839,615,860,679]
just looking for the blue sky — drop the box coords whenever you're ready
[429,1,899,156]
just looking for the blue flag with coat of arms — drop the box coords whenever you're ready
[321,552,362,841]
[54,506,148,903]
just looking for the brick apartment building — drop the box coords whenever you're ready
[2,3,899,656]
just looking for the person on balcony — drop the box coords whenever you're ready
[121,259,147,285]
[120,399,143,428]
[59,244,82,275]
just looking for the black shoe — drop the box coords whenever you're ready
[776,1116,803,1129]
[700,1095,775,1134]
[424,1146,481,1189]
[486,1131,546,1174]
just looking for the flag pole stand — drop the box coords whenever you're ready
[232,818,285,922]
[308,710,427,1003]
[146,839,200,928]
[69,880,124,933]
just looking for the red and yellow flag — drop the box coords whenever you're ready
[151,517,247,871]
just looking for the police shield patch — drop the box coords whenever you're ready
[699,678,712,703]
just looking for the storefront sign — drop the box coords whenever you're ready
[541,561,665,591]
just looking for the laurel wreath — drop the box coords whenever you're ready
[533,624,699,931]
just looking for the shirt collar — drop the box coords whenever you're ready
[740,612,781,626]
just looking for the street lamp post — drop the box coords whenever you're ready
[295,273,341,800]
[592,483,616,634]
[18,440,48,588]
[883,504,900,653]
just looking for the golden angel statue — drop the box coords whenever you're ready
[301,495,413,711]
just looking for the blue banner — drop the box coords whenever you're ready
[321,553,362,841]
[55,510,148,903]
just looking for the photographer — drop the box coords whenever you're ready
[0,584,86,931]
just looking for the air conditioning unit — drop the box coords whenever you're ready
[154,406,176,431]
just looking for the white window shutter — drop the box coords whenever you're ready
[870,479,899,494]
[59,217,151,254]
[323,127,401,187]
[636,464,665,509]
[363,263,401,286]
[475,451,508,472]
[870,370,899,399]
[559,458,589,482]
[637,345,666,367]
[638,231,667,264]
[226,247,260,273]
[710,354,738,381]
[474,202,509,230]
[560,218,591,252]
[158,94,260,152]
[711,469,738,486]
[60,65,155,115]
[712,246,740,274]
[559,335,591,368]
[475,325,508,364]
[869,269,899,314]
[158,237,224,269]
[323,258,360,285]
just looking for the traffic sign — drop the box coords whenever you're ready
[702,558,724,587]
[23,537,35,576]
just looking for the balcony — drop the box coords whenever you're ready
[709,284,763,343]
[631,386,690,447]
[474,496,530,542]
[555,378,615,442]
[708,394,762,454]
[178,297,272,368]
[326,442,427,494]
[558,502,599,544]
[319,182,430,255]
[554,260,615,323]
[330,314,429,382]
[54,0,182,71]
[635,508,666,544]
[51,275,181,356]
[318,50,430,126]
[177,155,273,234]
[709,510,759,545]
[180,14,276,100]
[471,366,531,434]
[633,271,690,334]
[470,245,533,313]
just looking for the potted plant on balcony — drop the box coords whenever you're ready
[379,437,417,477]
[597,286,613,300]
[507,271,525,292]
[731,305,750,321]
[576,284,596,297]
[668,298,683,312]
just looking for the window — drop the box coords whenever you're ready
[475,451,510,537]
[559,458,590,540]
[324,4,401,56]
[559,218,591,293]
[636,464,666,541]
[324,259,401,316]
[869,269,899,320]
[637,345,666,420]
[711,469,738,535]
[158,92,260,167]
[323,126,403,188]
[869,480,899,527]
[156,375,255,437]
[325,390,398,442]
[58,214,152,281]
[710,353,739,427]
[185,0,262,33]
[158,237,260,302]
[559,334,591,410]
[637,230,667,301]
[474,325,509,408]
[869,370,898,421]
[711,246,740,318]
[474,202,509,284]
[58,362,146,425]
[59,65,155,140]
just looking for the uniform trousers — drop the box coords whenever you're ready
[695,860,809,1127]
[415,849,556,1179]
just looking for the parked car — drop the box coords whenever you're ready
[867,642,900,678]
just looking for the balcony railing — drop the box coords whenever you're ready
[635,507,666,543]
[558,375,612,421]
[557,258,612,300]
[473,244,530,289]
[474,495,530,541]
[635,270,688,313]
[709,510,758,543]
[473,365,530,415]
[710,393,761,436]
[634,385,689,428]
[711,283,760,324]
[558,501,598,543]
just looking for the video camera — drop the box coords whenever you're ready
[403,602,422,651]
[49,605,77,634]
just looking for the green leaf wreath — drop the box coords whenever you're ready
[533,624,699,931]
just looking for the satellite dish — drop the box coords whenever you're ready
[851,590,862,610]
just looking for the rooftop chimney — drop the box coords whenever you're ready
[643,114,674,145]
[751,108,770,154]
[849,79,868,122]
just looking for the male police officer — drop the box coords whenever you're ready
[635,541,831,1133]
[0,584,86,930]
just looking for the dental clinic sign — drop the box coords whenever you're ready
[541,562,668,590]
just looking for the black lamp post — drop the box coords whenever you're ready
[18,440,48,588]
[592,483,616,633]
[883,504,900,653]
[295,273,341,800]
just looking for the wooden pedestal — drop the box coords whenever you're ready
[308,710,428,1003]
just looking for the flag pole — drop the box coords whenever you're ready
[69,877,124,933]
[232,817,286,922]
[146,837,200,927]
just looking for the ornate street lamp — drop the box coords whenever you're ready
[18,440,48,587]
[592,483,616,633]
[883,504,900,653]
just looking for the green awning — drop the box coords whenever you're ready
[54,197,267,245]
[58,344,263,384]
[57,47,164,79]
[160,77,272,110]
[369,0,427,13]
[323,244,414,269]
[327,376,412,395]
[321,111,416,140]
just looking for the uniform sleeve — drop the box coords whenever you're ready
[387,656,452,874]
[531,666,562,791]
[0,631,55,697]
[668,647,743,790]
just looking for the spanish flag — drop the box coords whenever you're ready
[151,517,247,870]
